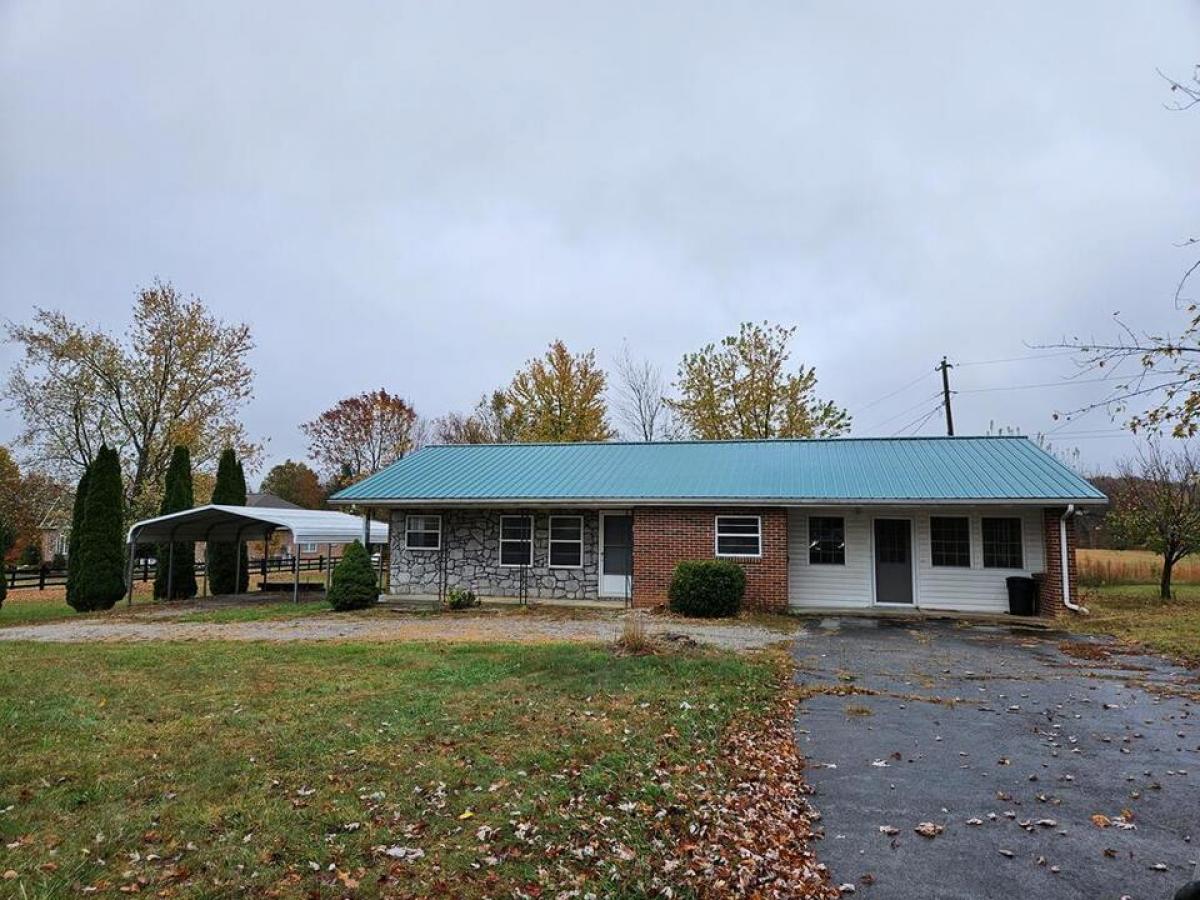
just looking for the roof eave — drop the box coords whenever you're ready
[327,495,1108,508]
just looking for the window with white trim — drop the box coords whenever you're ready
[808,516,845,565]
[299,542,319,553]
[929,516,970,568]
[548,515,584,568]
[715,515,762,557]
[982,517,1023,569]
[405,514,442,550]
[499,515,533,566]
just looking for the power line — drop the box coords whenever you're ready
[893,402,945,437]
[955,350,1079,367]
[955,376,1118,394]
[855,369,937,414]
[863,391,944,431]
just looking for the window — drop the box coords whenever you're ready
[500,515,533,566]
[982,517,1023,569]
[299,542,319,554]
[715,516,762,557]
[548,516,584,568]
[930,517,970,568]
[405,514,442,550]
[808,516,845,565]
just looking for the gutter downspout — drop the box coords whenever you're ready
[1060,504,1087,614]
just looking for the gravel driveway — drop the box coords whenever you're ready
[794,617,1199,899]
[0,606,793,651]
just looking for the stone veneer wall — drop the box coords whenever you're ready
[388,509,600,600]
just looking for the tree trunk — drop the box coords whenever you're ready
[1160,556,1175,600]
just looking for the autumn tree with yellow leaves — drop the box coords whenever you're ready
[668,322,850,440]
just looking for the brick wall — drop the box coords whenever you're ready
[631,507,789,612]
[1039,507,1078,617]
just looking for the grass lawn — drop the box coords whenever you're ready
[0,640,780,897]
[0,586,158,627]
[1071,583,1200,664]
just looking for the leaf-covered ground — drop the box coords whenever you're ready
[1069,584,1200,664]
[0,639,829,897]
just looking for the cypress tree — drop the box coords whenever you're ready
[66,463,92,611]
[74,446,126,611]
[154,446,197,600]
[208,447,246,594]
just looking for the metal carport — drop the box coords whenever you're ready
[125,505,389,604]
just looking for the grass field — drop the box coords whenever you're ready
[0,640,780,897]
[1077,547,1200,586]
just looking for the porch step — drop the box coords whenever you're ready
[378,594,442,611]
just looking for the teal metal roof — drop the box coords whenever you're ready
[330,437,1106,505]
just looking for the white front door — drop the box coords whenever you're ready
[599,512,633,598]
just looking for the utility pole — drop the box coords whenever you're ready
[937,356,954,436]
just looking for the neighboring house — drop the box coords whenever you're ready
[329,437,1106,616]
[37,502,70,564]
[245,493,325,559]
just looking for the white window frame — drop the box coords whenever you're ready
[714,515,763,559]
[547,515,584,569]
[404,514,442,551]
[299,542,319,554]
[499,514,534,567]
[808,516,847,566]
[929,515,971,569]
[981,516,1024,570]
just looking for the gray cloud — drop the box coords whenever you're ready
[2,0,1198,477]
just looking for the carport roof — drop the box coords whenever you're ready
[329,436,1107,506]
[126,505,389,545]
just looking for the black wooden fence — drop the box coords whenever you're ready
[4,554,352,592]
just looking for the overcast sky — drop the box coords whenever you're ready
[2,1,1198,480]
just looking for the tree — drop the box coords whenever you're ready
[326,539,377,610]
[668,322,850,439]
[0,448,68,566]
[4,281,259,522]
[208,448,249,594]
[71,446,125,611]
[433,391,522,445]
[303,389,419,480]
[65,463,91,609]
[1046,67,1199,436]
[505,341,613,442]
[1108,441,1200,599]
[260,459,325,508]
[153,446,197,600]
[613,345,673,441]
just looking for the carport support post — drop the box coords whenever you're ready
[166,525,177,601]
[125,528,139,606]
[233,525,245,597]
[325,543,332,592]
[292,539,299,604]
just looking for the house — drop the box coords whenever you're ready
[329,437,1106,616]
[245,493,326,559]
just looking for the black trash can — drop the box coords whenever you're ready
[1006,576,1038,616]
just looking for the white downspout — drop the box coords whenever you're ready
[1060,504,1087,614]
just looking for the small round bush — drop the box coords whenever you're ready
[327,540,378,611]
[668,560,746,618]
[446,587,479,610]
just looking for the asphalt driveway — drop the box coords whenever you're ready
[794,618,1199,899]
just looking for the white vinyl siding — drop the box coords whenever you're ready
[788,506,1045,613]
